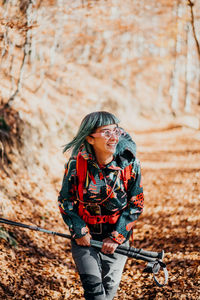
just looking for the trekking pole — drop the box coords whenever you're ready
[0,217,72,239]
[0,217,159,260]
[90,239,168,287]
[90,239,163,262]
[0,217,168,286]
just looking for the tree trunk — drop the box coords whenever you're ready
[187,0,200,105]
[170,1,183,113]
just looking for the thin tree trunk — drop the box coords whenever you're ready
[185,23,191,112]
[187,0,200,104]
[170,1,182,113]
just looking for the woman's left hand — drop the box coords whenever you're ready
[101,237,118,254]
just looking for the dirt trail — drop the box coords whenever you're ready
[0,126,199,299]
[119,126,200,300]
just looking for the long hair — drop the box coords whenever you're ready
[63,111,120,155]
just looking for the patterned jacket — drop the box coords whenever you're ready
[58,131,144,244]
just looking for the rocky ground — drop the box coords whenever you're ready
[0,124,200,299]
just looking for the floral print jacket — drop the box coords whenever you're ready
[58,132,144,244]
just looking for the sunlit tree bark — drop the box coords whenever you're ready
[184,22,194,112]
[170,1,183,113]
[187,0,200,105]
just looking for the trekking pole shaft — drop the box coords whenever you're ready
[122,245,162,259]
[90,240,159,262]
[0,218,163,262]
[0,218,71,239]
[91,239,162,259]
[107,241,161,259]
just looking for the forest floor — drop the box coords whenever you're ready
[0,124,200,300]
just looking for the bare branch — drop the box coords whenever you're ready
[187,0,200,60]
[5,0,33,108]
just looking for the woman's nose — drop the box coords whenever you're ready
[109,134,119,141]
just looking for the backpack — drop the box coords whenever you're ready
[76,152,132,225]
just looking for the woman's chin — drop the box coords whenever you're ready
[106,146,116,154]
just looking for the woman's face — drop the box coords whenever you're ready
[88,124,120,156]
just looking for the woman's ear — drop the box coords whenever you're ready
[86,136,94,145]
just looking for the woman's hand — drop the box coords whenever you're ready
[101,237,118,254]
[75,233,92,246]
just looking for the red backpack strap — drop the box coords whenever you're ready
[76,152,88,202]
[121,164,132,191]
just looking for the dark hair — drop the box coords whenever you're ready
[63,111,120,155]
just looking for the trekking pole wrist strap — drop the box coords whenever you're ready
[152,261,168,287]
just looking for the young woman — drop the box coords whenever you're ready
[58,111,144,300]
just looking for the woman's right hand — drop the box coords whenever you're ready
[75,233,92,246]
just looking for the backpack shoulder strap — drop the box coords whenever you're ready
[76,152,88,202]
[121,164,132,191]
[76,154,132,198]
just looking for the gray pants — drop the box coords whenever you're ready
[71,240,128,300]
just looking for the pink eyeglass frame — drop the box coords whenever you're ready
[90,128,124,139]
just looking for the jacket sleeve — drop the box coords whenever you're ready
[58,159,89,239]
[110,158,144,244]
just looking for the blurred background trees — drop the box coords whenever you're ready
[0,0,200,126]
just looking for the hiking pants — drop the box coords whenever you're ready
[71,240,128,300]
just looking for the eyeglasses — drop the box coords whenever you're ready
[90,127,124,139]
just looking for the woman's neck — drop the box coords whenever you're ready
[95,153,114,166]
